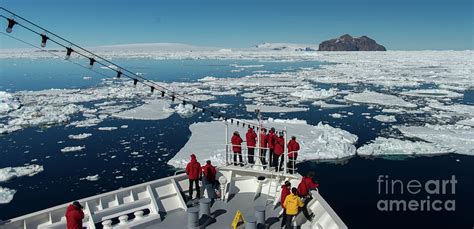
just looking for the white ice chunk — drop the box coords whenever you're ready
[68,133,92,140]
[98,127,118,131]
[0,187,16,204]
[345,91,417,108]
[357,137,452,156]
[60,146,86,153]
[80,174,100,181]
[373,115,397,123]
[0,164,44,182]
[112,99,172,120]
[290,88,338,101]
[246,104,308,113]
[400,89,463,98]
[396,124,474,155]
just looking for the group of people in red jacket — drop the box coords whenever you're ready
[231,127,300,173]
[280,171,319,228]
[185,154,219,200]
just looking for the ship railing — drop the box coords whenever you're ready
[224,144,298,174]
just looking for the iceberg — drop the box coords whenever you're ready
[168,119,358,168]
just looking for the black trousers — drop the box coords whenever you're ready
[233,151,243,165]
[248,147,255,164]
[287,157,296,174]
[280,210,287,227]
[269,149,274,167]
[260,149,267,165]
[273,153,284,171]
[189,179,200,200]
[301,196,313,220]
[285,214,295,229]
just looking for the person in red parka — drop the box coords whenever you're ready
[231,131,243,166]
[186,154,202,200]
[267,128,277,167]
[280,181,291,228]
[202,160,219,189]
[259,128,268,166]
[273,133,285,171]
[297,171,319,220]
[246,127,257,164]
[65,201,84,229]
[287,136,300,174]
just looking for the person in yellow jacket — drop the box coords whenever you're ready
[283,187,304,228]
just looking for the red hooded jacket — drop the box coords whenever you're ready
[297,176,319,196]
[274,136,284,156]
[287,139,300,159]
[231,134,243,152]
[267,131,277,149]
[280,185,291,208]
[202,163,217,182]
[259,132,267,148]
[246,129,257,148]
[65,204,84,229]
[186,155,201,180]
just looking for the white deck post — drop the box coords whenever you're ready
[225,122,229,165]
[284,126,288,175]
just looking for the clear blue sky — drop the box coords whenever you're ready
[0,0,472,50]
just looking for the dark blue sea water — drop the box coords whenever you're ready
[0,58,473,229]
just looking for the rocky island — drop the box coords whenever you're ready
[318,34,386,51]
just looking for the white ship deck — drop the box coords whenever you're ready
[0,165,347,229]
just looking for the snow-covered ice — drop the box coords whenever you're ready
[80,174,100,181]
[357,137,452,156]
[246,104,308,113]
[98,127,118,131]
[373,115,397,123]
[0,165,44,182]
[396,124,474,155]
[400,89,463,98]
[68,133,92,140]
[290,88,338,101]
[168,118,358,168]
[112,99,172,120]
[345,91,417,108]
[0,187,16,204]
[60,146,86,153]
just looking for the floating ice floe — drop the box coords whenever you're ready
[68,133,92,140]
[98,127,118,131]
[400,89,463,98]
[60,146,86,153]
[357,137,452,156]
[345,91,417,108]
[245,104,308,113]
[0,91,21,114]
[172,104,196,118]
[168,118,358,168]
[312,101,350,109]
[427,101,474,117]
[0,165,44,182]
[457,118,474,127]
[373,115,397,123]
[112,99,172,120]
[396,124,474,155]
[0,187,16,204]
[290,88,338,101]
[329,113,343,119]
[80,174,100,181]
[209,103,231,108]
